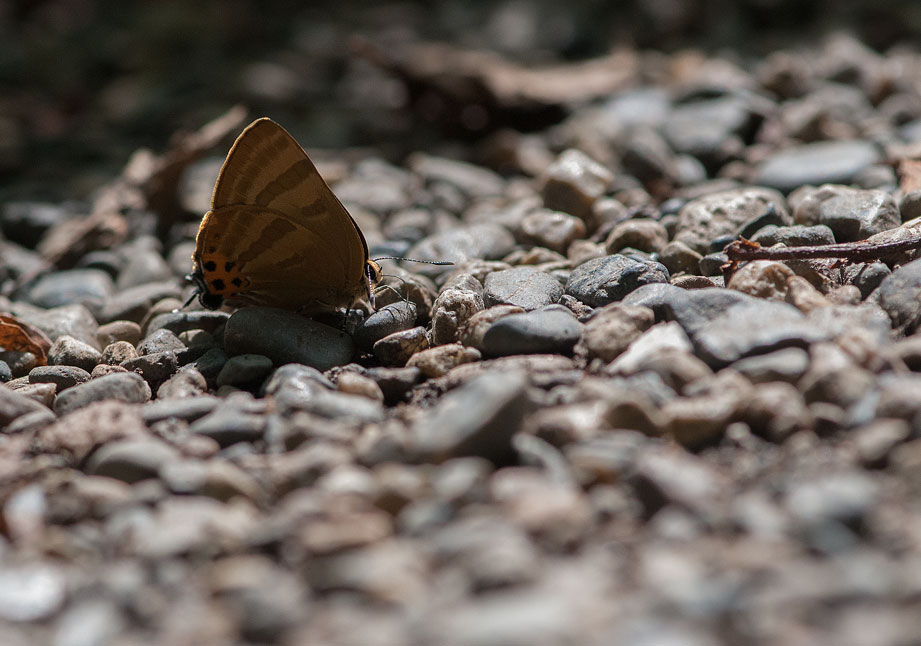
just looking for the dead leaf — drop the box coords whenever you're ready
[0,314,50,366]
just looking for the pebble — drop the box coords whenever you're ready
[0,360,11,382]
[0,383,50,429]
[731,347,811,384]
[143,310,230,336]
[658,240,703,275]
[336,371,385,402]
[406,223,517,274]
[410,370,530,463]
[793,185,900,241]
[24,268,114,309]
[516,208,587,254]
[605,219,669,254]
[223,307,354,371]
[663,94,761,165]
[85,437,180,483]
[15,304,99,349]
[52,372,151,415]
[47,335,103,372]
[573,303,654,363]
[189,407,267,447]
[480,306,583,357]
[483,266,563,311]
[872,258,921,334]
[458,304,526,349]
[372,326,429,366]
[28,365,91,391]
[216,354,274,387]
[101,340,139,365]
[673,187,789,254]
[430,287,485,345]
[539,148,613,223]
[726,260,795,300]
[96,281,182,323]
[564,254,669,307]
[354,301,418,350]
[755,139,881,192]
[120,351,180,388]
[141,395,219,424]
[750,223,836,247]
[136,328,185,355]
[96,320,142,347]
[0,564,66,621]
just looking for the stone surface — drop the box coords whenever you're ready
[483,266,563,311]
[480,306,583,357]
[565,254,669,307]
[755,140,881,192]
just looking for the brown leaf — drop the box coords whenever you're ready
[898,158,921,193]
[0,314,50,366]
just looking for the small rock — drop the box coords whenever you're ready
[872,258,921,333]
[216,354,274,388]
[605,219,669,254]
[137,328,185,355]
[565,254,669,307]
[459,305,526,349]
[727,260,795,300]
[410,370,531,463]
[372,326,429,366]
[336,371,385,402]
[658,240,703,276]
[731,347,810,384]
[144,310,230,336]
[540,148,613,222]
[120,351,179,388]
[354,301,417,350]
[0,383,50,429]
[406,343,481,378]
[224,307,353,371]
[96,320,142,347]
[101,340,139,365]
[97,281,182,324]
[483,266,563,311]
[190,408,266,447]
[749,223,836,247]
[853,419,911,468]
[141,395,220,424]
[755,140,881,193]
[47,335,103,372]
[516,209,587,254]
[674,187,789,254]
[28,365,90,391]
[793,184,900,241]
[52,372,151,415]
[481,306,583,357]
[406,223,517,277]
[24,268,114,309]
[85,437,180,483]
[430,287,485,345]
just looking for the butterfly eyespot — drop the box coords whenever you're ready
[203,260,217,272]
[231,277,244,287]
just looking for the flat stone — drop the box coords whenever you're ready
[481,306,583,357]
[24,268,114,309]
[141,395,220,424]
[516,209,586,254]
[793,185,900,242]
[47,335,103,372]
[755,139,881,193]
[216,353,274,387]
[189,408,266,447]
[372,326,429,366]
[872,258,921,334]
[749,224,836,247]
[52,372,151,415]
[539,148,613,222]
[575,303,655,362]
[565,254,669,307]
[483,267,563,311]
[144,310,230,336]
[85,437,180,483]
[410,370,531,463]
[0,383,50,430]
[224,307,354,371]
[97,281,182,324]
[28,365,91,391]
[406,224,517,280]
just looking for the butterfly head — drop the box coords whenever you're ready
[187,267,225,310]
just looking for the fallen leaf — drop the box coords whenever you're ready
[0,314,51,366]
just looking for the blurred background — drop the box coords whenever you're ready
[2,0,920,201]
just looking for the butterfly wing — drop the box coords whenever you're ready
[193,118,371,312]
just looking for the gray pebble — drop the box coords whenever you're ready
[28,365,91,391]
[144,310,230,336]
[115,248,173,289]
[85,438,179,483]
[141,395,220,424]
[137,329,185,356]
[483,266,563,311]
[101,341,138,365]
[406,223,517,279]
[16,304,99,349]
[431,287,485,345]
[658,240,703,276]
[793,185,900,241]
[731,347,811,384]
[121,351,180,388]
[52,372,151,415]
[24,268,114,309]
[97,282,182,324]
[539,148,613,222]
[0,360,10,382]
[749,223,836,247]
[516,208,586,254]
[410,370,530,463]
[872,258,921,333]
[481,306,583,357]
[189,408,266,447]
[47,335,103,372]
[674,187,789,254]
[223,307,353,371]
[353,301,417,350]
[755,140,881,193]
[0,383,50,429]
[192,348,229,382]
[565,254,669,307]
[843,261,890,299]
[217,354,274,387]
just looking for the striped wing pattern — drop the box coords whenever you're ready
[193,118,370,312]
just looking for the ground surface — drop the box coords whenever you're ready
[4,3,921,645]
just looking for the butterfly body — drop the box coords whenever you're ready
[191,118,382,314]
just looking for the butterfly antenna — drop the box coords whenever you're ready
[373,256,454,266]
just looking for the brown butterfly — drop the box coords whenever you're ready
[189,118,382,314]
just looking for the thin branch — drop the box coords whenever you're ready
[725,235,921,263]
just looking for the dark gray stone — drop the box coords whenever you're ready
[216,354,274,387]
[189,408,266,447]
[121,351,180,388]
[144,310,230,336]
[794,185,900,242]
[28,365,91,391]
[0,361,10,383]
[24,269,114,309]
[52,372,151,415]
[483,267,563,311]
[141,395,221,424]
[872,258,921,333]
[406,224,517,280]
[0,383,50,429]
[731,347,810,384]
[674,187,789,254]
[17,304,99,349]
[410,370,531,464]
[98,282,182,324]
[224,307,353,371]
[353,302,417,351]
[755,140,881,193]
[481,306,583,357]
[749,224,836,247]
[844,262,891,299]
[137,329,185,356]
[85,438,179,483]
[663,94,760,165]
[565,254,669,307]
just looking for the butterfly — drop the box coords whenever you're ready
[189,118,383,315]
